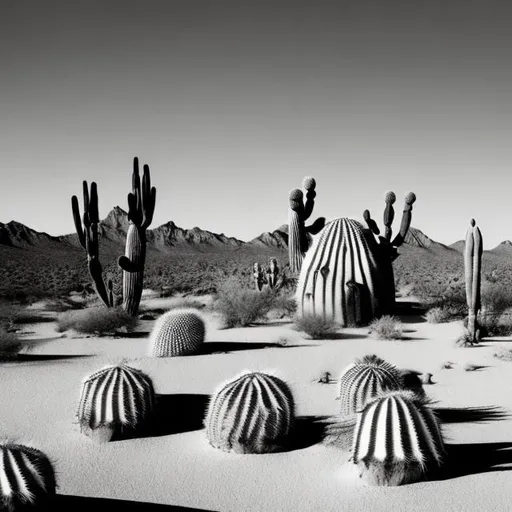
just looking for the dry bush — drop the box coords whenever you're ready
[214,278,277,328]
[0,328,24,361]
[56,307,137,335]
[425,306,452,324]
[368,315,404,340]
[293,315,340,340]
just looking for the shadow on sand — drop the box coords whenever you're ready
[52,494,212,511]
[393,300,428,324]
[13,354,93,362]
[434,405,509,424]
[284,415,330,451]
[197,341,314,354]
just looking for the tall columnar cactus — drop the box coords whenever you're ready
[464,219,483,344]
[205,372,295,454]
[363,191,417,310]
[288,177,325,272]
[72,182,114,307]
[338,354,403,417]
[78,364,155,442]
[0,443,56,509]
[253,263,266,291]
[148,308,205,357]
[267,257,279,289]
[118,157,157,316]
[295,218,380,326]
[351,390,444,486]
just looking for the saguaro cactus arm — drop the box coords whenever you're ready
[391,192,416,248]
[71,181,113,307]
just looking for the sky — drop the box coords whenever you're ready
[2,0,512,248]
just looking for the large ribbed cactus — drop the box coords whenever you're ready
[339,354,403,416]
[118,157,157,316]
[363,191,417,310]
[149,308,205,357]
[78,364,155,442]
[205,372,294,454]
[351,390,444,486]
[72,182,114,307]
[266,257,279,289]
[288,177,325,272]
[464,219,483,345]
[296,218,380,326]
[252,263,266,291]
[0,443,56,509]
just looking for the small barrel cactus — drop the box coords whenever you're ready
[339,354,403,416]
[205,372,294,454]
[0,443,56,509]
[78,363,155,442]
[352,390,444,486]
[148,308,206,357]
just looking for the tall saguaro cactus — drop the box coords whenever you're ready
[72,182,114,307]
[288,177,325,272]
[464,219,483,344]
[118,157,157,316]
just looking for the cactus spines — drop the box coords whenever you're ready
[288,177,325,272]
[296,218,379,326]
[339,354,402,417]
[148,308,206,357]
[78,364,155,442]
[71,182,113,308]
[267,257,279,289]
[253,263,266,291]
[0,443,56,510]
[205,372,294,454]
[352,390,444,486]
[464,218,483,344]
[118,157,157,317]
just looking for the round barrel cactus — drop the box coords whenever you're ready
[339,354,403,416]
[352,390,444,486]
[0,443,56,509]
[205,372,295,454]
[148,308,206,357]
[78,363,155,442]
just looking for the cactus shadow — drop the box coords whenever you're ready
[434,405,509,424]
[14,354,93,362]
[198,342,313,354]
[52,494,211,511]
[393,301,428,324]
[431,442,512,480]
[140,393,210,438]
[284,415,330,451]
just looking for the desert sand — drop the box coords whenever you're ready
[2,295,512,512]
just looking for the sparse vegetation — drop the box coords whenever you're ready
[0,300,25,360]
[425,306,452,324]
[368,315,404,340]
[56,307,137,335]
[493,348,512,362]
[293,315,340,340]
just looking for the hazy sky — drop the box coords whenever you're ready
[2,0,512,248]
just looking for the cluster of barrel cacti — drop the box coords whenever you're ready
[72,157,156,316]
[463,219,483,345]
[290,176,417,326]
[148,308,206,357]
[252,258,280,291]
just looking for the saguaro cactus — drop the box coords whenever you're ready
[267,257,279,289]
[148,308,206,357]
[252,263,266,291]
[464,219,483,344]
[0,443,56,509]
[118,157,157,316]
[338,354,403,417]
[351,390,444,486]
[205,372,295,454]
[363,191,417,310]
[78,364,155,442]
[71,182,114,307]
[296,218,380,326]
[288,177,325,272]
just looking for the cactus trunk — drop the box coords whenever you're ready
[122,225,146,316]
[464,219,483,344]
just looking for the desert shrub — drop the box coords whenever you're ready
[0,300,22,331]
[368,315,403,340]
[425,306,452,324]
[293,315,340,340]
[56,307,137,335]
[214,278,277,328]
[269,294,297,318]
[44,297,87,313]
[0,327,24,361]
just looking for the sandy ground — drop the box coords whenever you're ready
[2,297,512,511]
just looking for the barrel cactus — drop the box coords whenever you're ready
[78,363,155,442]
[148,308,206,357]
[339,354,403,416]
[463,219,483,345]
[205,372,294,454]
[0,443,56,509]
[351,390,444,486]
